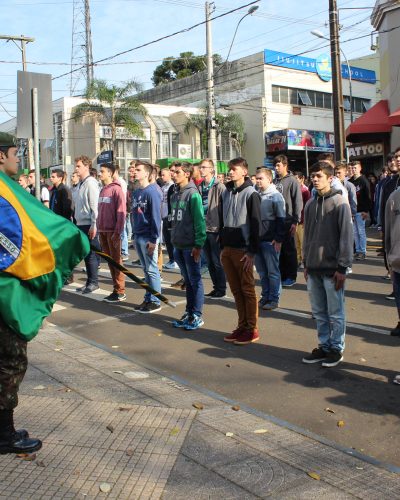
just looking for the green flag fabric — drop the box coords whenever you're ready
[0,171,89,340]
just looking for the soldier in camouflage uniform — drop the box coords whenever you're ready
[0,132,42,454]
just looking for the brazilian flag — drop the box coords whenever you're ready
[0,171,89,341]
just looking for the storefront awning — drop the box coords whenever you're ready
[389,106,400,126]
[346,100,391,140]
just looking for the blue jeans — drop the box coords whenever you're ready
[203,232,226,294]
[307,273,346,353]
[77,225,99,287]
[135,236,161,305]
[255,241,281,303]
[353,213,366,254]
[174,248,204,316]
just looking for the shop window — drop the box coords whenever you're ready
[280,87,289,104]
[315,92,324,108]
[323,94,332,109]
[362,100,371,112]
[272,86,280,103]
[138,141,150,159]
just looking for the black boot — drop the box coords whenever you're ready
[390,322,400,336]
[0,410,42,455]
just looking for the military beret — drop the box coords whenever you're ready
[0,132,17,148]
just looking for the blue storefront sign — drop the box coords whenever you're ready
[264,49,376,84]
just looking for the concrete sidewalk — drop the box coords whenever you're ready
[0,323,398,499]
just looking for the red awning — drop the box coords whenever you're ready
[389,106,400,126]
[346,99,392,139]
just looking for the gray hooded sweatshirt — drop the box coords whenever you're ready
[303,189,353,275]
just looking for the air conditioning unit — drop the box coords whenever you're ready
[178,144,192,159]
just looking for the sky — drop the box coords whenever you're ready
[0,0,378,124]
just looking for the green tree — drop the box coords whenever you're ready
[184,109,245,158]
[152,52,222,86]
[72,79,147,153]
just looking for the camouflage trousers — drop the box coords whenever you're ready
[0,320,27,410]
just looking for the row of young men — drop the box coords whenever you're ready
[73,154,352,367]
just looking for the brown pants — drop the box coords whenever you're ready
[99,233,125,294]
[221,247,258,330]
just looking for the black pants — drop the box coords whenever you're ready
[279,230,298,281]
[77,225,100,286]
[203,232,226,294]
[0,319,27,411]
[162,217,174,262]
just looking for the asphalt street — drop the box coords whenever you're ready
[48,230,400,468]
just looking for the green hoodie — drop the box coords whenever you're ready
[170,181,206,249]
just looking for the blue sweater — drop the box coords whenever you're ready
[131,183,162,243]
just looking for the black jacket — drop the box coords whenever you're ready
[50,183,72,220]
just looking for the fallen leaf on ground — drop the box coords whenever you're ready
[360,358,367,362]
[36,460,45,467]
[17,453,36,461]
[307,472,321,480]
[325,407,335,414]
[337,420,345,427]
[231,405,240,411]
[192,402,204,410]
[111,346,119,349]
[226,363,231,368]
[170,427,180,436]
[33,385,46,390]
[156,333,162,337]
[253,429,268,434]
[99,483,112,493]
[106,424,114,433]
[112,370,123,374]
[356,466,364,470]
[123,371,149,379]
[225,432,234,437]
[126,449,134,456]
[118,407,132,412]
[54,348,63,352]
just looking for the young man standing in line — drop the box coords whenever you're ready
[170,162,206,330]
[220,157,261,345]
[294,171,311,268]
[273,155,302,287]
[49,169,72,220]
[97,163,127,303]
[199,158,227,299]
[28,169,50,207]
[74,155,100,294]
[132,161,162,313]
[348,160,371,261]
[160,167,178,270]
[302,162,353,367]
[255,168,286,310]
[0,132,42,454]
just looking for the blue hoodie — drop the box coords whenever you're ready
[131,183,162,243]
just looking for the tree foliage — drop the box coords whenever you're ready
[72,79,147,153]
[184,109,245,158]
[152,52,222,86]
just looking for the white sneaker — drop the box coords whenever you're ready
[163,261,179,270]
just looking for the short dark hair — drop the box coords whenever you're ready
[273,154,288,166]
[100,163,116,175]
[175,161,193,178]
[386,153,395,163]
[294,171,305,179]
[136,160,154,178]
[317,152,334,162]
[228,157,248,170]
[310,161,334,177]
[51,168,64,178]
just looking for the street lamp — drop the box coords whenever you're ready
[206,2,259,162]
[311,29,354,123]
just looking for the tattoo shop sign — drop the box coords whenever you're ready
[347,142,384,159]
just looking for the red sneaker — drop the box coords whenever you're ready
[224,327,244,343]
[233,329,259,345]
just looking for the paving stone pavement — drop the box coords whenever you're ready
[0,323,397,499]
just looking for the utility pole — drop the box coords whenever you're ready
[85,0,94,87]
[205,2,217,163]
[0,34,35,169]
[329,0,345,162]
